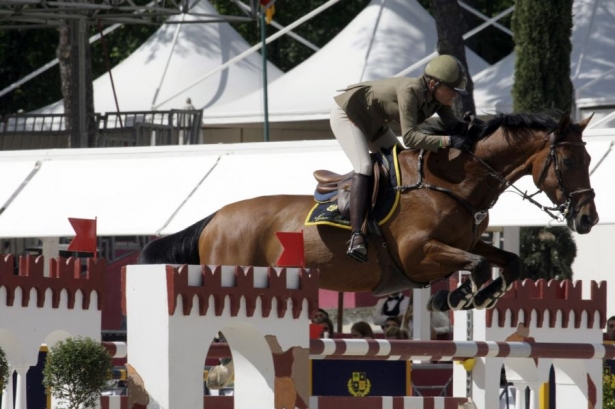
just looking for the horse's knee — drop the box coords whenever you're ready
[470,256,491,287]
[502,253,522,283]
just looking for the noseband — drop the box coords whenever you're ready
[534,133,595,221]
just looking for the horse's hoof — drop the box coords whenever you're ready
[448,292,473,311]
[473,290,500,310]
[427,290,450,312]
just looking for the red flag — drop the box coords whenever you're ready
[67,217,97,257]
[275,231,304,267]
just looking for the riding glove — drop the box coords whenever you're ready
[449,134,470,150]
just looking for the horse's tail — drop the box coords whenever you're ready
[138,212,217,265]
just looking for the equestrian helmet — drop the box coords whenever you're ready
[424,55,468,95]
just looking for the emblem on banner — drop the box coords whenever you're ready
[347,372,371,397]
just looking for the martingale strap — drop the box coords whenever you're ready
[395,150,488,234]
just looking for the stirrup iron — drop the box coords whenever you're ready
[347,230,368,263]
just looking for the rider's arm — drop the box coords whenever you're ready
[399,87,449,151]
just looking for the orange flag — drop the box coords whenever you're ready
[275,231,304,267]
[67,217,97,257]
[260,0,275,24]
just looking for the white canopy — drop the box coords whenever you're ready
[473,0,615,115]
[201,0,489,125]
[0,132,613,238]
[38,0,283,114]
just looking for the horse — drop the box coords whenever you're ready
[139,111,598,311]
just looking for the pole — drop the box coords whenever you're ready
[260,8,270,142]
[77,16,88,147]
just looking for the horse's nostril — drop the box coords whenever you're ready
[580,214,592,227]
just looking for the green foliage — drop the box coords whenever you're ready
[0,28,62,115]
[0,345,9,393]
[519,226,576,280]
[511,0,574,112]
[604,372,615,409]
[0,0,524,115]
[209,0,370,72]
[43,337,112,409]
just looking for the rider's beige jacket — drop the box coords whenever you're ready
[333,76,460,151]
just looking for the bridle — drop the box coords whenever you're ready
[533,132,595,220]
[469,130,595,222]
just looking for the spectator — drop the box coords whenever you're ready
[350,321,375,339]
[320,317,335,338]
[431,311,452,340]
[385,326,410,340]
[372,292,411,329]
[606,316,615,341]
[312,308,329,324]
[384,316,401,332]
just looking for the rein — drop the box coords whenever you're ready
[395,131,595,225]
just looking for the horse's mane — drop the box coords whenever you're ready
[477,111,560,140]
[419,110,577,143]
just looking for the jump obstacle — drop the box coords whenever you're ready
[0,255,609,409]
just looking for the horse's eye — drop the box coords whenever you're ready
[563,157,574,168]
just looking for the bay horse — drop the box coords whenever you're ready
[139,112,598,311]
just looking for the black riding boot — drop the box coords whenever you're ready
[347,173,370,263]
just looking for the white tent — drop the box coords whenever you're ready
[201,0,489,125]
[39,0,283,114]
[473,0,615,119]
[0,131,613,238]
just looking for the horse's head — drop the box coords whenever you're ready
[532,113,598,234]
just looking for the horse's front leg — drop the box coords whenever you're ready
[468,239,522,309]
[422,239,493,312]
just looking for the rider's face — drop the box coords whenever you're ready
[430,80,458,106]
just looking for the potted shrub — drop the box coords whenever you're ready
[43,337,112,409]
[0,345,9,399]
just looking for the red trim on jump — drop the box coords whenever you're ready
[483,279,607,329]
[163,264,319,319]
[0,254,105,310]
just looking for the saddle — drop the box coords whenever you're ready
[313,157,391,219]
[309,147,426,296]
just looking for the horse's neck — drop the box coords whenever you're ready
[467,131,548,205]
[477,131,547,182]
[397,133,547,210]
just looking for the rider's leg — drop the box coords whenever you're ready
[347,173,370,262]
[330,105,372,263]
[368,128,401,152]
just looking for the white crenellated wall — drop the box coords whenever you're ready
[453,279,606,409]
[124,264,317,409]
[0,255,105,409]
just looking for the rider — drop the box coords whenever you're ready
[330,54,471,263]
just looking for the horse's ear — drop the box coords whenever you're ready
[556,111,571,137]
[578,112,595,131]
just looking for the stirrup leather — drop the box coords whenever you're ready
[347,231,368,263]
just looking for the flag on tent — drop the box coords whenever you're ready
[260,0,275,24]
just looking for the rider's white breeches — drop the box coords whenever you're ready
[330,105,399,176]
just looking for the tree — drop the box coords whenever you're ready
[57,16,97,148]
[511,0,574,112]
[43,337,112,409]
[0,345,9,394]
[520,226,576,280]
[431,0,476,117]
[511,0,576,280]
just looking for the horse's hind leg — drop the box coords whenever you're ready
[468,240,521,309]
[421,240,492,312]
